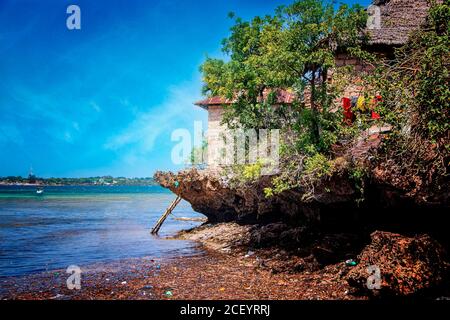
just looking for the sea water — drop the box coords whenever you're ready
[0,185,203,277]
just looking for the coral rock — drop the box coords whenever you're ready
[346,231,448,296]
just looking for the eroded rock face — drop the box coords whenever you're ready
[345,231,449,296]
[154,168,357,223]
[154,169,266,222]
[154,128,448,225]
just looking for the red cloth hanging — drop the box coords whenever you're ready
[371,95,382,119]
[342,97,351,111]
[342,97,354,124]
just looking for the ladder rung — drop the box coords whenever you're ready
[151,196,182,234]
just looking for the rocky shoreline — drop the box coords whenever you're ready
[2,161,449,300]
[175,222,450,298]
[0,234,359,300]
[1,221,449,300]
[0,231,358,300]
[153,164,450,299]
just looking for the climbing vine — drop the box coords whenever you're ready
[366,0,450,197]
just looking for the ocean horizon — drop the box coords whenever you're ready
[0,185,204,277]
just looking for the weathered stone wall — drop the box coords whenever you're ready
[334,53,375,99]
[207,105,226,167]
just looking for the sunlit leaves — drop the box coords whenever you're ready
[199,0,369,197]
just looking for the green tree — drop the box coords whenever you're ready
[201,0,367,149]
[200,0,369,196]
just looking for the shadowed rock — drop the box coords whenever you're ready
[346,231,449,296]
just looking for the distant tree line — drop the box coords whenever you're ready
[0,176,157,186]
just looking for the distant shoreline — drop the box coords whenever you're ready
[0,176,158,187]
[0,182,43,186]
[0,183,159,187]
[0,182,157,185]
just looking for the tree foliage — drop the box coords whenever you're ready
[201,0,368,146]
[199,0,448,201]
[200,0,368,197]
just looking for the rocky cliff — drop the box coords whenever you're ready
[154,168,360,224]
[154,133,449,298]
[154,127,448,230]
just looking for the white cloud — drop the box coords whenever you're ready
[104,78,204,154]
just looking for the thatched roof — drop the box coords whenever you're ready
[366,0,435,46]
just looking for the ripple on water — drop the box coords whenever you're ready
[0,185,204,277]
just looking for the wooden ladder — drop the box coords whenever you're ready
[151,196,182,234]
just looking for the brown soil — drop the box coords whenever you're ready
[0,250,359,300]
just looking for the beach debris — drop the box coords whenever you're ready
[219,287,225,292]
[121,281,127,285]
[244,250,255,258]
[156,265,161,270]
[173,217,207,222]
[164,290,173,297]
[174,181,180,188]
[345,259,358,267]
[142,285,153,290]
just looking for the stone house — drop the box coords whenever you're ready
[194,0,435,167]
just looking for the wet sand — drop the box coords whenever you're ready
[1,222,365,300]
[0,248,359,300]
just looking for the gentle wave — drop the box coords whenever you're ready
[0,185,203,277]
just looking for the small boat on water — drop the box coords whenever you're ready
[36,188,44,195]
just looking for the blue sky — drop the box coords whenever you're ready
[0,0,370,178]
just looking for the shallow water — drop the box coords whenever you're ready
[0,185,203,277]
